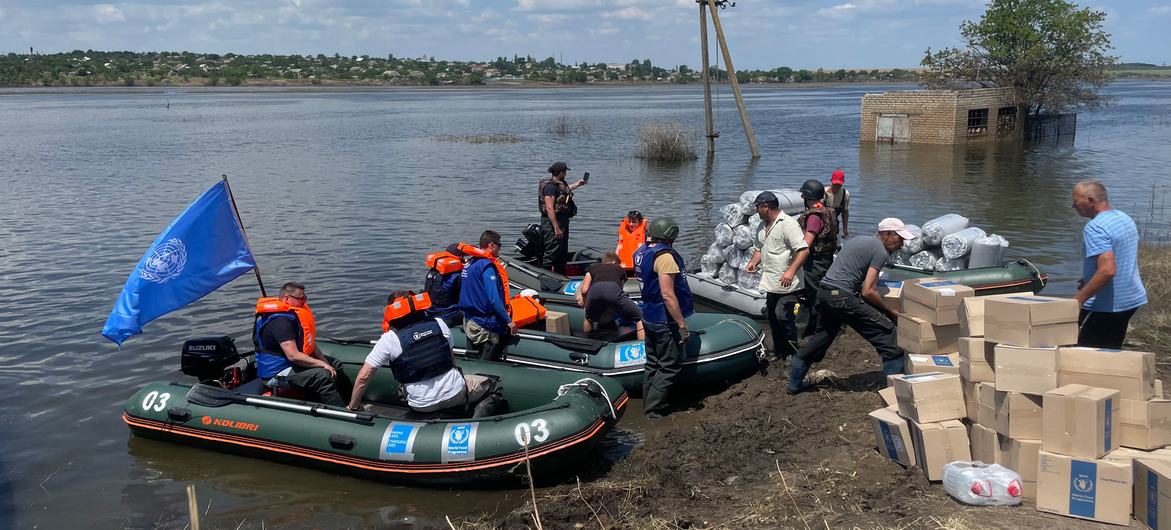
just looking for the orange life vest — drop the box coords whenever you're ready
[456,242,547,326]
[616,218,648,269]
[425,250,463,275]
[254,297,317,355]
[382,292,433,333]
[458,243,511,303]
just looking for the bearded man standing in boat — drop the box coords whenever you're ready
[253,282,347,406]
[633,217,695,420]
[347,290,504,417]
[538,161,587,274]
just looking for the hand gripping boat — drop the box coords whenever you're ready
[454,302,766,397]
[123,337,628,487]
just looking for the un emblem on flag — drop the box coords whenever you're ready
[140,238,188,283]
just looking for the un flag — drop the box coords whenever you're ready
[102,180,257,345]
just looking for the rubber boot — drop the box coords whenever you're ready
[882,356,906,377]
[787,357,811,395]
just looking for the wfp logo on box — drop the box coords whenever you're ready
[615,343,646,367]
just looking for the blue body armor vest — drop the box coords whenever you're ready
[633,243,695,324]
[253,313,298,379]
[389,319,455,384]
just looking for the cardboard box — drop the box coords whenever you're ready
[994,344,1059,395]
[957,293,1035,338]
[984,295,1079,348]
[1134,458,1171,530]
[869,406,916,467]
[978,384,1044,439]
[878,386,897,407]
[1119,398,1171,450]
[902,278,975,325]
[1103,446,1171,467]
[1043,384,1120,459]
[878,280,902,314]
[897,314,961,355]
[961,378,981,422]
[1004,437,1041,499]
[1058,346,1157,400]
[545,311,570,335]
[1159,380,1165,399]
[905,353,960,375]
[958,337,996,383]
[892,372,966,424]
[909,418,970,481]
[969,422,1006,465]
[1036,450,1132,525]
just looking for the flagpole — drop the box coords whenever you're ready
[221,174,268,297]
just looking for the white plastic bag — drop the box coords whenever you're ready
[941,227,987,259]
[969,234,1009,268]
[942,462,1023,506]
[900,224,925,254]
[909,249,941,271]
[768,189,806,216]
[733,225,755,250]
[700,255,720,278]
[721,203,747,227]
[737,269,762,291]
[718,263,738,285]
[707,242,727,264]
[935,255,968,272]
[714,224,734,247]
[736,248,755,269]
[888,250,911,267]
[922,214,969,246]
[739,190,764,207]
[721,244,737,264]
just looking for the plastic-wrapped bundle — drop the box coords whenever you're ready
[921,214,969,246]
[768,189,806,216]
[739,190,765,207]
[714,223,734,247]
[941,227,987,259]
[888,250,911,267]
[909,249,942,271]
[900,224,925,254]
[736,248,754,269]
[707,242,727,264]
[969,234,1009,268]
[942,462,1023,506]
[700,255,720,278]
[721,203,747,227]
[726,248,745,270]
[935,255,968,272]
[733,224,755,250]
[718,263,738,285]
[737,269,762,291]
[721,244,737,264]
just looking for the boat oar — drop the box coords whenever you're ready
[515,332,606,354]
[186,384,374,423]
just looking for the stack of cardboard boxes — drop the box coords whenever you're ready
[869,278,1171,526]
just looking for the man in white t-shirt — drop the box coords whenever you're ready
[744,191,810,361]
[347,290,503,417]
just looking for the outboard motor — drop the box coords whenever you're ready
[181,336,244,384]
[514,223,544,264]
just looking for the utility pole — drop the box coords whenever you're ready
[699,1,715,151]
[700,0,761,158]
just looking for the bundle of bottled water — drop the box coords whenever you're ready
[699,189,804,291]
[889,214,1010,272]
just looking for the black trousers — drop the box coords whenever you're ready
[801,253,834,337]
[539,214,571,274]
[1077,308,1139,350]
[795,288,904,364]
[765,291,801,360]
[643,321,684,418]
[285,355,347,407]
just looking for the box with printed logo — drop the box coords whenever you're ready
[898,314,961,355]
[958,337,996,383]
[892,372,966,424]
[1134,458,1171,530]
[1119,398,1171,450]
[905,353,961,375]
[994,344,1059,395]
[909,418,970,481]
[901,278,975,326]
[879,280,902,314]
[1043,384,1120,459]
[984,295,1079,348]
[1058,346,1157,400]
[978,384,1044,439]
[1037,450,1132,525]
[1004,437,1041,499]
[868,406,916,468]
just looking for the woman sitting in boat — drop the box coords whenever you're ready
[576,252,644,340]
[347,290,504,417]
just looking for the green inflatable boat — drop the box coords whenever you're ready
[123,337,628,487]
[453,302,766,397]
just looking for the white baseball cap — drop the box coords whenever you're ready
[520,289,539,298]
[877,218,917,240]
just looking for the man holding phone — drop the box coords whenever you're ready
[537,162,588,274]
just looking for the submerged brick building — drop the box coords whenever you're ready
[860,87,1020,144]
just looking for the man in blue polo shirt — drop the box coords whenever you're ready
[1072,180,1147,349]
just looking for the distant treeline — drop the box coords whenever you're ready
[0,50,924,88]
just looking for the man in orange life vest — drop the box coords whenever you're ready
[458,230,516,362]
[253,282,347,407]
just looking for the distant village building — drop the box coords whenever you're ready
[860,87,1021,144]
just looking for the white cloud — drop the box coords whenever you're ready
[608,7,650,20]
[93,4,125,23]
[817,3,856,18]
[1151,6,1171,15]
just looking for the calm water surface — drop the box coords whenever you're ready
[2,81,1170,528]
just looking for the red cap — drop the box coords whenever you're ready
[831,169,845,185]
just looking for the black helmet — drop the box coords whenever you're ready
[800,179,825,201]
[648,217,680,241]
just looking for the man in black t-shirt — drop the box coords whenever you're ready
[576,252,643,339]
[254,282,347,406]
[538,161,587,274]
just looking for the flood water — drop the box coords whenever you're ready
[2,81,1170,528]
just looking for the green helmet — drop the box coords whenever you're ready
[648,217,680,241]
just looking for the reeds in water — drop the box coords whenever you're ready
[548,114,589,136]
[637,122,698,162]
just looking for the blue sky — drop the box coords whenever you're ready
[1,1,1167,69]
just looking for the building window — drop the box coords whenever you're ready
[967,108,989,136]
[997,106,1017,135]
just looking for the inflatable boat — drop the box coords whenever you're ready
[501,248,639,306]
[123,337,627,487]
[454,302,766,397]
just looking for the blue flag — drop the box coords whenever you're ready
[102,180,257,345]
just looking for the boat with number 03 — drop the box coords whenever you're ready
[123,337,627,487]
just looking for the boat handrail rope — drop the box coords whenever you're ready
[556,378,617,420]
[1017,258,1047,289]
